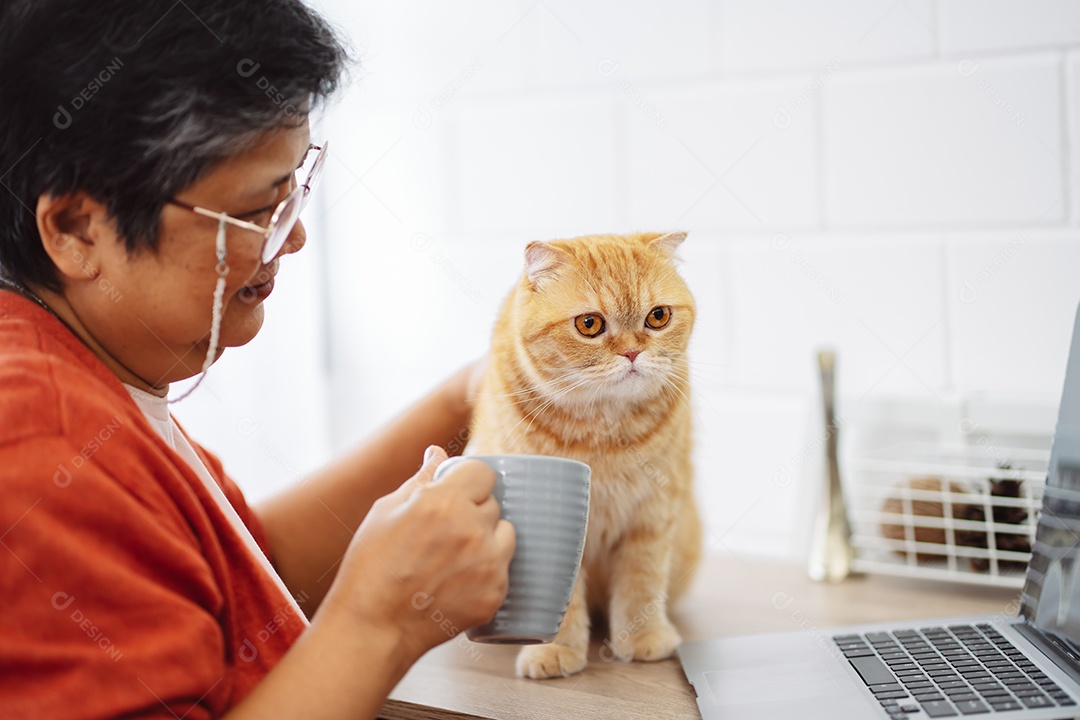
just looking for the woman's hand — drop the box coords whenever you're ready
[259,360,496,617]
[319,445,515,665]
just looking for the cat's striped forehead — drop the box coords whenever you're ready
[543,234,689,319]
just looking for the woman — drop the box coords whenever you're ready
[0,1,515,718]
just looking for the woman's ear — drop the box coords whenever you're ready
[35,192,108,283]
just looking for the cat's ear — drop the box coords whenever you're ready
[648,231,687,256]
[524,241,569,287]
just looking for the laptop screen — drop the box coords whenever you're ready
[1020,303,1080,650]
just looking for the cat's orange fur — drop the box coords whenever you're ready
[468,231,702,679]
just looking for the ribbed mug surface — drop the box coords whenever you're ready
[437,455,590,645]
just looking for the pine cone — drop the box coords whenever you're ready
[881,476,976,562]
[964,477,1030,573]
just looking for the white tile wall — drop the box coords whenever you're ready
[452,96,621,237]
[314,0,528,105]
[321,100,450,233]
[678,234,729,392]
[624,78,819,230]
[938,0,1080,55]
[694,388,816,557]
[726,234,948,398]
[189,1,1080,559]
[521,0,718,87]
[823,55,1064,227]
[946,229,1080,399]
[719,0,935,74]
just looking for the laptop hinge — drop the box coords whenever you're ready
[1014,621,1080,685]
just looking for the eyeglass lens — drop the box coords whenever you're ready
[261,143,327,263]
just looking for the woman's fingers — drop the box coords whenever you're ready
[411,445,447,487]
[477,494,502,527]
[432,458,496,504]
[493,518,516,562]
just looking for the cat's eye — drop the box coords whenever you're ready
[575,314,606,337]
[645,306,671,329]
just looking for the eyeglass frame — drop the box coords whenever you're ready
[166,141,327,264]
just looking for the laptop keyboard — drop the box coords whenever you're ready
[833,624,1077,717]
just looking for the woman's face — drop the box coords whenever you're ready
[60,122,312,389]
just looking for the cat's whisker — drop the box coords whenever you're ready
[513,387,585,444]
[684,375,753,391]
[497,368,579,393]
[686,358,775,383]
[487,371,580,403]
[655,367,692,400]
[684,374,733,388]
[659,377,694,412]
[681,364,778,391]
[500,377,592,445]
[490,377,577,404]
[665,372,727,419]
[495,383,591,413]
[580,377,606,422]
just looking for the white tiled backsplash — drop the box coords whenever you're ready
[175,1,1080,563]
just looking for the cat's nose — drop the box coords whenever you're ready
[622,350,641,363]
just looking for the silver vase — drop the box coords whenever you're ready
[807,349,856,583]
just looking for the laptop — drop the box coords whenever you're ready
[679,301,1080,720]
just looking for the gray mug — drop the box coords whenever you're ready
[435,454,590,644]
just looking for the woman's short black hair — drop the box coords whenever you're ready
[0,0,348,291]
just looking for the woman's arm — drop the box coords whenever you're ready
[256,363,480,613]
[228,449,514,720]
[225,576,413,720]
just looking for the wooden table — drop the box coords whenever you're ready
[380,553,1021,719]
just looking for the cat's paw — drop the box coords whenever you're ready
[611,619,682,662]
[515,642,588,679]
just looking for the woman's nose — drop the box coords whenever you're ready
[277,218,307,258]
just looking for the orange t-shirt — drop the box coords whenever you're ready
[0,292,306,718]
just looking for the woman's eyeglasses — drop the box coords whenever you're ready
[167,141,327,264]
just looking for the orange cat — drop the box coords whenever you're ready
[468,231,702,679]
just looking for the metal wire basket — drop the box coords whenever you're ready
[846,443,1048,589]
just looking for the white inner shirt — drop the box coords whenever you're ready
[124,384,307,624]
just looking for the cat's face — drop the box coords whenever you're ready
[512,232,695,407]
